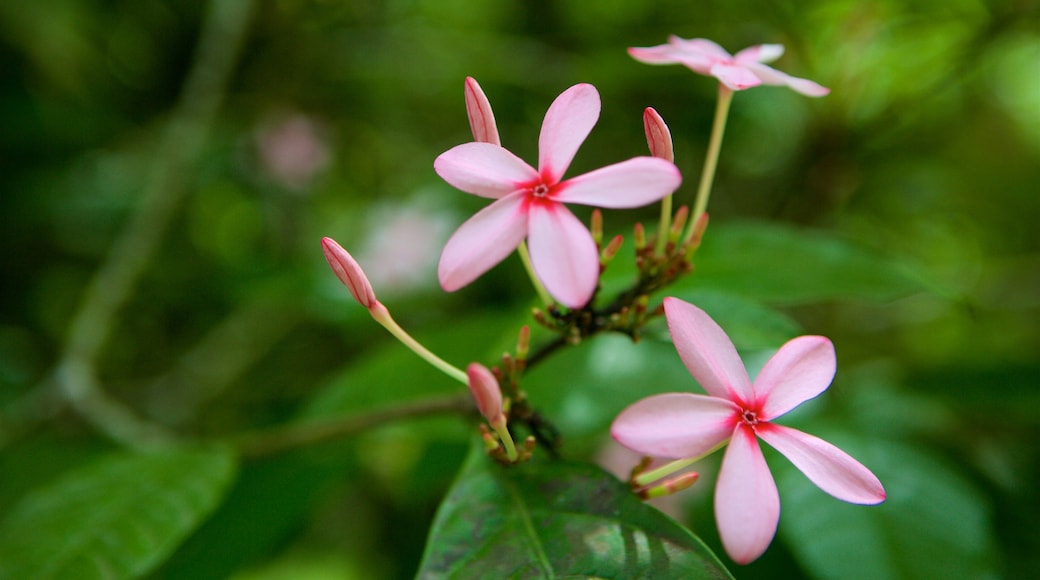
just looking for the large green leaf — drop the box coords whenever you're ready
[685,221,929,304]
[0,447,236,580]
[417,444,733,579]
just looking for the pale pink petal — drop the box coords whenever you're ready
[538,84,600,183]
[710,63,763,91]
[438,192,528,291]
[744,62,830,97]
[464,77,501,146]
[526,201,599,308]
[627,44,685,65]
[757,423,886,505]
[756,336,836,420]
[435,142,539,199]
[715,425,780,564]
[668,36,733,60]
[734,44,785,64]
[610,393,738,459]
[663,298,754,403]
[553,157,681,208]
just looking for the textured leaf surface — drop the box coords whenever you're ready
[0,447,236,580]
[688,221,928,304]
[417,445,733,579]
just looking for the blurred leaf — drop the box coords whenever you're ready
[0,446,236,580]
[686,221,929,304]
[417,443,733,579]
[777,436,999,580]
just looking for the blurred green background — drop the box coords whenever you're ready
[1,0,1038,578]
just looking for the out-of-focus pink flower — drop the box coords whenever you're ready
[464,77,500,146]
[611,297,884,564]
[257,114,331,190]
[642,107,674,163]
[629,36,830,97]
[321,237,377,309]
[466,363,505,428]
[435,83,682,308]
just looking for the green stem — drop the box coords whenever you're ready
[370,304,468,384]
[517,241,553,307]
[654,194,673,257]
[633,457,699,487]
[686,85,733,245]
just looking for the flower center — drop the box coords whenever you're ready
[531,183,550,198]
[741,409,759,426]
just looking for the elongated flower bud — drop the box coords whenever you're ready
[466,363,504,426]
[321,237,377,309]
[465,77,501,146]
[643,107,674,163]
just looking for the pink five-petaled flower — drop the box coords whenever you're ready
[629,36,830,97]
[611,297,885,564]
[434,83,682,309]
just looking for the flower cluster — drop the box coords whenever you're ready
[321,34,882,566]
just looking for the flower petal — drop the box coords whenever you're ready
[627,44,685,65]
[435,142,538,199]
[744,62,830,97]
[610,393,738,459]
[710,63,763,91]
[669,36,732,60]
[715,425,780,564]
[643,107,674,162]
[538,84,600,183]
[321,237,377,309]
[438,192,528,291]
[464,77,501,146]
[734,43,785,64]
[756,335,836,419]
[554,157,681,208]
[526,201,598,308]
[757,423,886,505]
[663,298,754,403]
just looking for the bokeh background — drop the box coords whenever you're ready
[1,0,1038,578]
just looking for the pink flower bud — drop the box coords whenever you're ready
[321,237,377,309]
[466,363,504,426]
[464,77,501,146]
[643,107,674,163]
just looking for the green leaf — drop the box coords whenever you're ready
[776,436,999,580]
[417,444,733,579]
[0,446,237,580]
[686,221,928,304]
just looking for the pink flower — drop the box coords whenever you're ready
[434,83,682,308]
[611,297,884,564]
[629,36,830,97]
[321,236,378,309]
[464,77,500,146]
[466,362,505,428]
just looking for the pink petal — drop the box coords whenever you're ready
[538,84,600,183]
[466,362,503,424]
[668,36,733,60]
[715,425,780,564]
[643,107,674,162]
[734,44,785,64]
[710,63,763,91]
[438,192,528,291]
[757,423,886,505]
[663,298,754,403]
[526,201,599,308]
[744,62,830,97]
[321,237,377,309]
[554,157,681,209]
[464,77,501,146]
[435,142,539,199]
[756,336,836,420]
[627,44,684,65]
[610,393,738,459]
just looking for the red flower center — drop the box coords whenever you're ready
[740,409,759,426]
[531,183,550,198]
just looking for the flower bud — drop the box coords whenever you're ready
[464,77,501,146]
[643,107,674,163]
[321,237,377,309]
[466,363,505,427]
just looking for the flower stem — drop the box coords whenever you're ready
[517,241,553,307]
[686,85,733,245]
[370,303,468,384]
[633,457,699,487]
[654,194,673,257]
